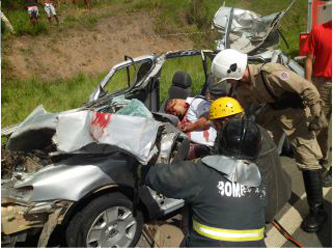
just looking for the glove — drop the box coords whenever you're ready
[308,114,328,132]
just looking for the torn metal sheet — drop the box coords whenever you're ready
[55,110,162,164]
[37,207,62,248]
[213,6,283,53]
[5,105,58,152]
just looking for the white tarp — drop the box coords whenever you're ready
[55,110,162,164]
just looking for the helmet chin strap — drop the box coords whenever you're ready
[235,117,247,160]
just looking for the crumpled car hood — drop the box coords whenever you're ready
[5,101,162,165]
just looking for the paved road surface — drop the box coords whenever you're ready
[265,156,332,248]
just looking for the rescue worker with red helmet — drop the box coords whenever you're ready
[140,118,267,247]
[209,97,291,223]
[211,49,327,232]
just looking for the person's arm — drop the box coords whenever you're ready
[304,29,316,82]
[305,53,314,81]
[268,66,327,130]
[179,117,212,132]
[265,64,322,115]
[143,161,205,202]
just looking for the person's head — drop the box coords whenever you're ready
[165,98,189,118]
[215,117,262,161]
[209,97,244,130]
[211,49,248,85]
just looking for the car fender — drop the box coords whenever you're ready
[14,153,138,202]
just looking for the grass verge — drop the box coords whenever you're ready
[1,73,103,127]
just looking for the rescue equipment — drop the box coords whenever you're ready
[216,118,262,161]
[272,220,303,248]
[211,49,248,82]
[209,97,244,120]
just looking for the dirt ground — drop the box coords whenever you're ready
[2,12,194,81]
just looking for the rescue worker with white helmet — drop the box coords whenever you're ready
[140,118,267,247]
[211,49,328,233]
[209,97,291,223]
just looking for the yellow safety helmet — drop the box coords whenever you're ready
[209,97,244,120]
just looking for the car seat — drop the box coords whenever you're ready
[159,71,192,112]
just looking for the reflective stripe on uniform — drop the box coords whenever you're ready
[193,219,265,242]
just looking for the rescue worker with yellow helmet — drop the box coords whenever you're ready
[211,49,327,232]
[209,96,244,129]
[209,97,291,223]
[140,117,267,247]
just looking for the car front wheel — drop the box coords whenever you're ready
[66,192,143,248]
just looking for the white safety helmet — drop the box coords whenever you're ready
[211,49,248,82]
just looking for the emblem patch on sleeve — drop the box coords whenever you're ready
[280,72,289,80]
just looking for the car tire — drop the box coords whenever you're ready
[66,192,143,248]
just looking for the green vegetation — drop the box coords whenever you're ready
[1,0,307,51]
[1,73,104,126]
[5,10,49,36]
[1,0,308,128]
[159,55,207,99]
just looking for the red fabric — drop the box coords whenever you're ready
[304,21,332,78]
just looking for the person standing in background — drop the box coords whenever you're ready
[304,16,332,187]
[72,0,90,9]
[44,0,59,25]
[26,0,39,27]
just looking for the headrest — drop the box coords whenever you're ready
[168,86,191,100]
[172,71,192,88]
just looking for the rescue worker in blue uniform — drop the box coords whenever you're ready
[209,97,291,223]
[140,118,267,247]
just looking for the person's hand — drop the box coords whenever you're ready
[308,114,328,132]
[179,123,192,132]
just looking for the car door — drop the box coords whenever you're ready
[87,55,161,111]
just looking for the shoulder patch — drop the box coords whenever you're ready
[280,71,289,80]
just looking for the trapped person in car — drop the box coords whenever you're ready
[209,96,291,223]
[211,49,327,233]
[140,118,266,247]
[165,97,216,159]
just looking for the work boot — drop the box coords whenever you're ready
[321,167,332,188]
[301,169,328,233]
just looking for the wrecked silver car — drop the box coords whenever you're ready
[1,96,189,247]
[2,2,301,248]
[1,50,212,248]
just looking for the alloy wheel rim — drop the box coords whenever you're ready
[86,206,137,248]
